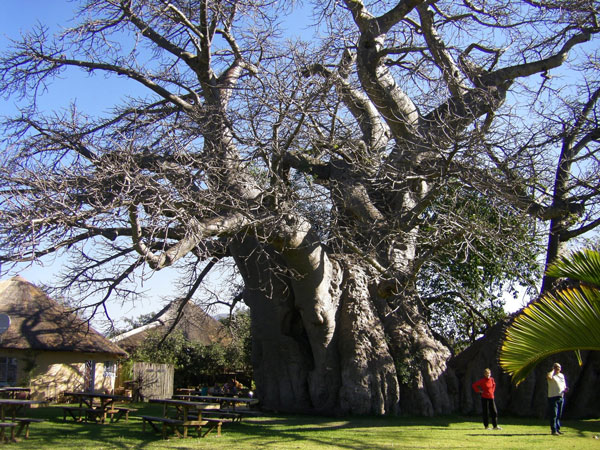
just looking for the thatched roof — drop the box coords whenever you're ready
[0,276,127,357]
[113,298,228,352]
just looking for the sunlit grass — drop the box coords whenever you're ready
[11,403,600,449]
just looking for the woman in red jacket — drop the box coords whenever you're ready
[472,368,501,430]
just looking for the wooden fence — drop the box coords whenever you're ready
[133,362,173,400]
[116,362,173,400]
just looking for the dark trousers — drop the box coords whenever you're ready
[548,396,564,433]
[481,397,498,428]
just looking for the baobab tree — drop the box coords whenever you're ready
[0,0,598,415]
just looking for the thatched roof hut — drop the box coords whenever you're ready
[113,298,228,353]
[0,276,126,400]
[0,276,126,356]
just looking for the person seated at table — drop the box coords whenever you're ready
[200,386,208,396]
[223,380,234,396]
[234,379,244,392]
[208,383,222,395]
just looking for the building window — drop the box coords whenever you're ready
[104,361,116,378]
[0,357,17,385]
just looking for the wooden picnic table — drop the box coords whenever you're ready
[0,399,46,442]
[144,398,230,439]
[63,391,131,424]
[175,388,196,395]
[0,399,46,421]
[0,387,30,399]
[171,394,258,411]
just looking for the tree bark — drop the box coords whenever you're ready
[371,281,453,415]
[336,261,400,415]
[230,231,453,415]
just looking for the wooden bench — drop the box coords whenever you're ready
[199,417,229,437]
[220,408,263,417]
[0,422,18,442]
[199,410,242,422]
[62,406,94,422]
[12,418,44,439]
[183,415,232,436]
[141,416,183,439]
[106,407,138,423]
[141,415,229,439]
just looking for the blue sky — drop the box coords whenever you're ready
[0,1,252,326]
[0,1,328,328]
[1,1,162,115]
[0,1,528,324]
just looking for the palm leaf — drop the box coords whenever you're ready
[499,285,600,385]
[546,249,600,288]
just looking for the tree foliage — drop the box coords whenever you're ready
[130,308,252,387]
[419,182,540,352]
[219,308,252,373]
[132,329,188,366]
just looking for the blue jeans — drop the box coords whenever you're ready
[548,396,564,433]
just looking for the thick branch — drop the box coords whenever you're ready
[479,29,596,87]
[343,0,425,35]
[45,55,194,111]
[303,56,390,150]
[121,4,197,66]
[417,4,469,97]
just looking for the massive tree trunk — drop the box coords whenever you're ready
[229,229,453,415]
[372,290,453,416]
[336,260,400,415]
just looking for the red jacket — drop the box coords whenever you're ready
[472,376,496,399]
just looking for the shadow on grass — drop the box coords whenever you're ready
[11,403,600,450]
[12,403,166,450]
[467,433,551,437]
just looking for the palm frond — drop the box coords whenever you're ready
[499,285,600,385]
[546,249,600,288]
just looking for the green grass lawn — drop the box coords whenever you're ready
[9,402,600,449]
